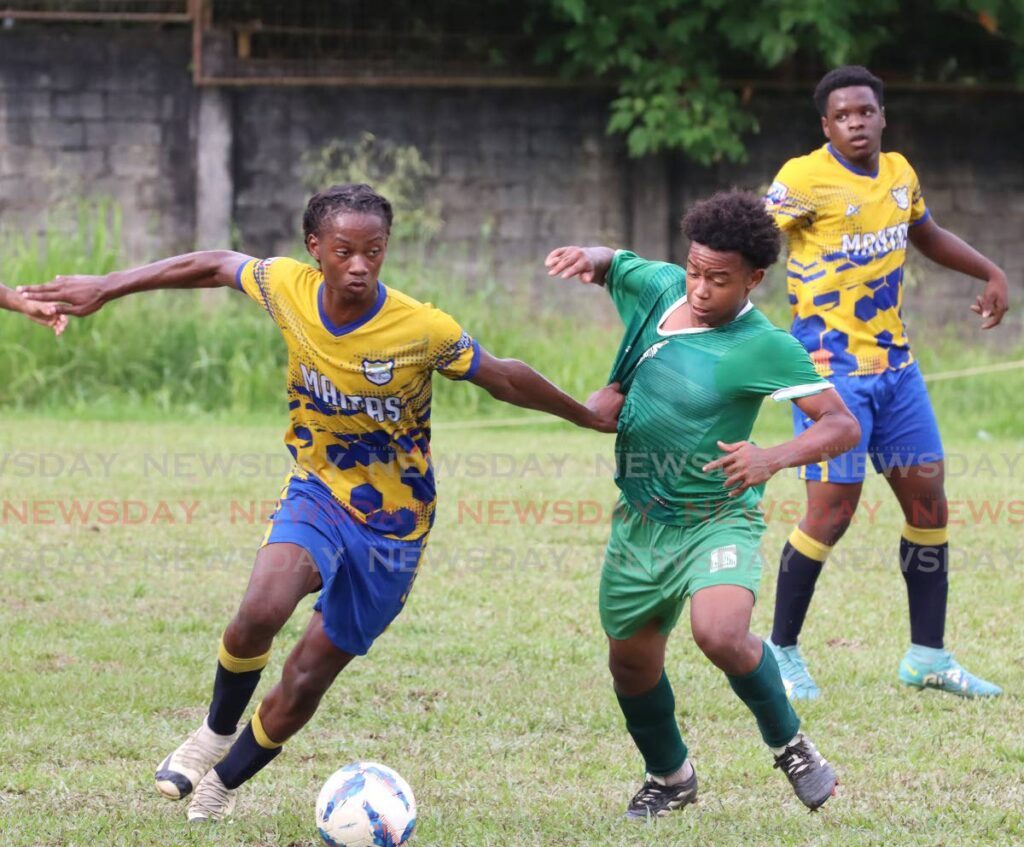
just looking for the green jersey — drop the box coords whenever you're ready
[605,251,831,525]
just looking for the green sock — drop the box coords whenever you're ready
[727,642,800,749]
[615,671,687,776]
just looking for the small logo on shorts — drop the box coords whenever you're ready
[710,545,738,573]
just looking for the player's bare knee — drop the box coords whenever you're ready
[906,499,948,529]
[608,653,660,694]
[801,513,852,546]
[230,601,290,650]
[692,622,746,666]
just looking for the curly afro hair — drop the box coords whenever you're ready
[814,65,884,117]
[681,190,781,270]
[302,183,394,241]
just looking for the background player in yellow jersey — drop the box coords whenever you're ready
[0,281,67,335]
[764,66,1010,700]
[23,183,624,822]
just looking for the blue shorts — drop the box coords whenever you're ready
[792,362,944,484]
[262,473,425,655]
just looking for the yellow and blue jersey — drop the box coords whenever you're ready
[235,256,480,541]
[765,144,930,378]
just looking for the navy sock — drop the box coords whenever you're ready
[900,527,948,649]
[207,638,271,736]
[208,665,264,735]
[770,530,830,647]
[214,718,282,789]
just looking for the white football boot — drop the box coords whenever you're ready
[155,718,237,799]
[186,769,237,822]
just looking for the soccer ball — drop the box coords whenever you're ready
[316,761,417,847]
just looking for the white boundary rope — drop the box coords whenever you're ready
[921,358,1024,383]
[436,358,1024,430]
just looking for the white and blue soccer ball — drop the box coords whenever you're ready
[316,761,417,847]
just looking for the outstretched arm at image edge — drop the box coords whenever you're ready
[17,250,253,317]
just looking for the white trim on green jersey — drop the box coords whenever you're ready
[657,295,755,336]
[771,382,835,403]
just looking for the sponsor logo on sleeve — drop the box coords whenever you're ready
[765,181,789,206]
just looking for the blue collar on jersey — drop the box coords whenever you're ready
[827,143,879,179]
[318,280,387,336]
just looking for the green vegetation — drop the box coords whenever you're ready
[301,132,444,247]
[535,0,1024,160]
[1,420,1022,846]
[0,201,613,419]
[3,205,1022,436]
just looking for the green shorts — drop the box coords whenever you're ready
[600,496,766,640]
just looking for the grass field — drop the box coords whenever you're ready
[1,398,1022,846]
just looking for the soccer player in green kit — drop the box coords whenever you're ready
[546,191,861,818]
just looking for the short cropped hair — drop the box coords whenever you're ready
[814,65,884,116]
[302,183,394,240]
[681,190,781,270]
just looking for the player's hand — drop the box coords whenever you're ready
[19,275,108,317]
[584,382,625,432]
[702,440,778,497]
[545,246,599,283]
[970,272,1009,330]
[13,293,69,336]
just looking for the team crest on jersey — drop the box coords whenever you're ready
[362,359,395,386]
[890,186,910,210]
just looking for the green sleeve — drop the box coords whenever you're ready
[606,250,682,325]
[725,329,832,399]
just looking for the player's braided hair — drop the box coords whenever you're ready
[681,190,781,270]
[302,183,394,240]
[814,65,884,116]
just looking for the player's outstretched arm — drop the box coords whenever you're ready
[545,245,616,285]
[703,390,860,497]
[469,348,623,432]
[908,218,1009,329]
[17,250,253,317]
[0,282,68,336]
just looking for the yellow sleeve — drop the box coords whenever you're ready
[764,159,816,233]
[233,256,306,317]
[428,308,481,381]
[907,163,930,227]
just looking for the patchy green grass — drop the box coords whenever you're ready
[1,405,1022,846]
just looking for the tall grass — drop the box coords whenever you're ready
[2,204,1021,435]
[0,204,614,420]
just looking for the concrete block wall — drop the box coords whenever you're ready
[0,28,195,260]
[1,27,1020,342]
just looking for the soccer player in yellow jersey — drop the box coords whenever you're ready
[23,183,624,822]
[763,66,1010,700]
[0,281,67,335]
